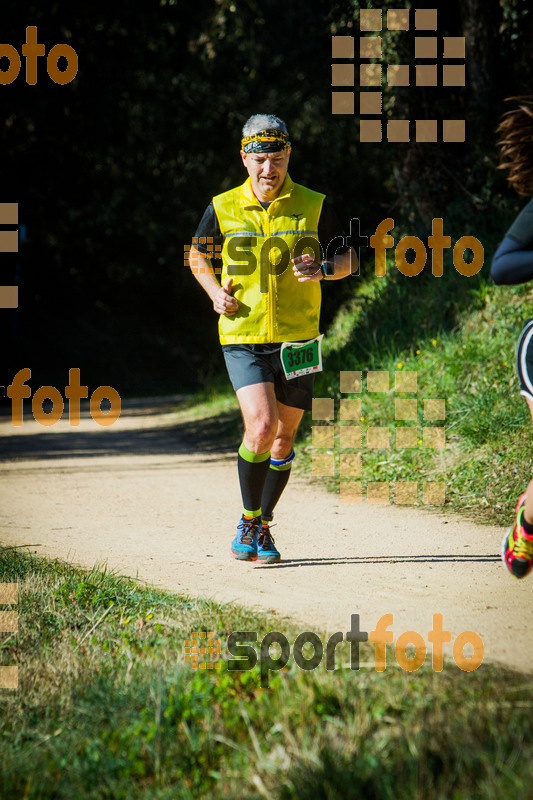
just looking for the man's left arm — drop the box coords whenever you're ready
[292,248,356,281]
[292,199,358,282]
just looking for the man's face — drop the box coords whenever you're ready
[240,148,291,202]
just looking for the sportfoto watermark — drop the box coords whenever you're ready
[0,27,78,85]
[186,613,484,688]
[6,368,121,427]
[186,217,483,289]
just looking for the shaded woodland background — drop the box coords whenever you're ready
[1,0,531,395]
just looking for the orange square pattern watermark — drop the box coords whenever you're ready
[331,9,466,142]
[0,202,19,308]
[312,370,446,504]
[0,583,18,689]
[184,631,223,670]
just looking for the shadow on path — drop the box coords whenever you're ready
[255,553,501,568]
[0,396,242,462]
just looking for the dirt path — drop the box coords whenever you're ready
[1,397,531,673]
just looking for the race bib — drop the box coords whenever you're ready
[280,335,323,380]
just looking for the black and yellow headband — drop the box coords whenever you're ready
[241,129,291,154]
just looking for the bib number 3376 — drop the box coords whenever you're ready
[280,335,323,380]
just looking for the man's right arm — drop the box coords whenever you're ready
[189,245,238,314]
[189,202,238,315]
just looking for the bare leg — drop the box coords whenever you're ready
[236,382,279,454]
[271,400,304,459]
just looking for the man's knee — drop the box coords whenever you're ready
[244,417,278,448]
[256,419,278,441]
[271,432,296,459]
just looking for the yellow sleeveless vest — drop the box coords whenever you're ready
[213,175,325,344]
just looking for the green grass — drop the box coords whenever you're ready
[1,547,533,799]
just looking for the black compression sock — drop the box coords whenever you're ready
[261,450,295,522]
[237,442,271,517]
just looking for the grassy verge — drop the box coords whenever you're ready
[1,547,533,799]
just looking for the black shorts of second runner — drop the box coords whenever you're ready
[516,318,533,401]
[222,343,314,411]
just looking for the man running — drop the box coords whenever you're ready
[491,95,533,579]
[189,113,355,564]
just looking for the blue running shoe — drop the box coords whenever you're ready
[231,516,260,561]
[257,525,281,564]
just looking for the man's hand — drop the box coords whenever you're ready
[292,254,323,282]
[213,277,239,315]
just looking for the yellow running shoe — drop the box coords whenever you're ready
[502,493,533,579]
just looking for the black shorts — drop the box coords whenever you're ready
[222,343,315,411]
[516,318,533,401]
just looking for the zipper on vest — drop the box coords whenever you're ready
[260,206,273,342]
[267,210,276,341]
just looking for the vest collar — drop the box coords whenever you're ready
[239,174,295,209]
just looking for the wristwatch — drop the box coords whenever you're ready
[320,261,334,278]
